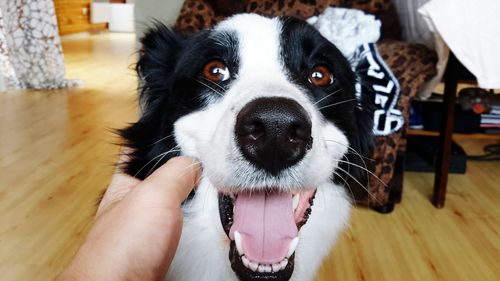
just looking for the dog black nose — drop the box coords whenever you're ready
[235,97,313,175]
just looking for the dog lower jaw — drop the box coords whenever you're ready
[229,241,295,281]
[218,189,316,281]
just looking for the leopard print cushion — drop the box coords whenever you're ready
[176,0,394,33]
[245,0,393,21]
[244,0,341,20]
[175,0,222,33]
[360,132,401,205]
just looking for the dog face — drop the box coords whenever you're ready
[121,14,372,281]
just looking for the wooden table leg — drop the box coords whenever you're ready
[432,55,458,208]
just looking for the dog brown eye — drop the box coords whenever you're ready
[203,60,230,82]
[308,65,333,87]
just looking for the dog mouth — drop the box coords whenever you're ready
[219,189,316,281]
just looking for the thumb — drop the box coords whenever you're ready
[139,156,201,206]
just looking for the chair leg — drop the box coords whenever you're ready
[433,53,459,208]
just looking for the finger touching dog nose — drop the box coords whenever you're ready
[235,97,312,175]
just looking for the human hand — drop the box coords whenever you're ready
[57,156,201,281]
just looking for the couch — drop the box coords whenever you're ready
[173,0,437,212]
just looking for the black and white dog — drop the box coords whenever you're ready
[120,13,372,281]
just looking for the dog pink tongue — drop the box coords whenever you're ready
[229,192,298,264]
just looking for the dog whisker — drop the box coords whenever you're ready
[191,78,224,97]
[335,166,382,204]
[317,98,357,110]
[202,77,226,92]
[133,146,181,178]
[333,171,358,208]
[343,152,371,195]
[321,137,374,189]
[321,138,375,162]
[321,137,386,194]
[145,148,181,178]
[148,134,174,146]
[336,159,387,187]
[313,88,344,106]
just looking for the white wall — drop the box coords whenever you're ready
[134,0,184,38]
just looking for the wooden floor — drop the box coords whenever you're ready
[0,33,499,281]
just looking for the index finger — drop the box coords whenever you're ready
[140,156,201,206]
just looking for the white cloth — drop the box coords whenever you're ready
[419,0,500,89]
[392,0,445,99]
[393,0,434,49]
[307,8,381,58]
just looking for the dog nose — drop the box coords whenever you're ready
[235,97,312,175]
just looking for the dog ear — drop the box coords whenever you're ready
[136,22,184,111]
[118,24,185,179]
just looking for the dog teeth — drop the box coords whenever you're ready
[248,261,259,272]
[242,256,250,268]
[280,258,288,269]
[257,265,272,273]
[234,231,244,256]
[241,256,290,273]
[286,237,300,258]
[292,193,300,210]
[272,263,281,272]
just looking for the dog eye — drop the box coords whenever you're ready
[203,60,230,82]
[308,65,334,87]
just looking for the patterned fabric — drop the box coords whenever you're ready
[174,0,437,207]
[0,0,79,90]
[176,0,400,39]
[175,0,223,33]
[353,43,403,136]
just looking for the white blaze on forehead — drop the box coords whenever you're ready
[214,14,285,80]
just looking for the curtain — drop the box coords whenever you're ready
[0,0,79,91]
[391,0,448,99]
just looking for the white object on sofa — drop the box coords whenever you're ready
[307,8,381,58]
